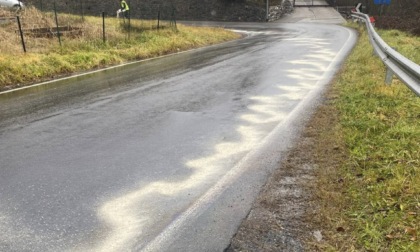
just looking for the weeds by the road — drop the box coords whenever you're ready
[315,25,419,251]
[378,29,420,64]
[0,7,239,91]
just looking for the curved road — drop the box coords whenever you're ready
[0,17,356,252]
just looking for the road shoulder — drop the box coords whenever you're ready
[226,85,346,251]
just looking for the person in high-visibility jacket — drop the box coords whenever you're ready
[117,0,130,18]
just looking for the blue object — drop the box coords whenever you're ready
[374,0,391,5]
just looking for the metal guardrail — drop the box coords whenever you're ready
[351,11,420,96]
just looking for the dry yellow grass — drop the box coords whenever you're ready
[0,6,240,90]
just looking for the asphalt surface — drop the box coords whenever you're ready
[0,12,356,252]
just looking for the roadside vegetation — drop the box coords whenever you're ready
[1,5,418,252]
[0,6,240,91]
[313,24,419,251]
[228,24,419,252]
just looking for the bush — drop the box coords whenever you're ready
[370,0,420,35]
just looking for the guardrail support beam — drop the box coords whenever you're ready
[385,68,393,85]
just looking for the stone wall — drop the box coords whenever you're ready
[24,0,291,22]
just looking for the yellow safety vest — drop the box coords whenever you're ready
[121,0,129,11]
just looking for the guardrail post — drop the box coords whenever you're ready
[385,68,393,85]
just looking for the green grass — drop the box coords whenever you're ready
[0,7,240,91]
[378,29,420,64]
[326,24,419,251]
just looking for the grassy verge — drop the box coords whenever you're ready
[0,7,240,91]
[314,25,419,251]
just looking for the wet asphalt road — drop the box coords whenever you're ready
[0,21,356,251]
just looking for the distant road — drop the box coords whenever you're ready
[293,0,330,6]
[0,9,355,252]
[282,1,346,23]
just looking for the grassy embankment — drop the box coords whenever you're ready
[0,7,240,91]
[315,24,419,251]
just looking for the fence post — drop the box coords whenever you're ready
[16,16,26,53]
[128,13,131,40]
[102,12,106,43]
[170,7,177,29]
[157,8,160,30]
[54,1,62,47]
[80,0,84,22]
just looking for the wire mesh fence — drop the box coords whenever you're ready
[24,0,178,21]
[0,1,177,54]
